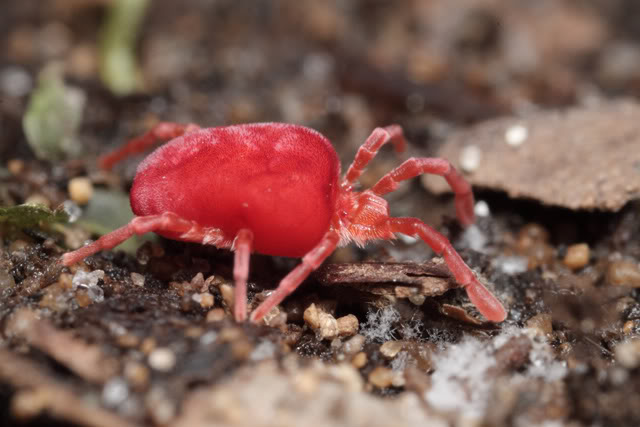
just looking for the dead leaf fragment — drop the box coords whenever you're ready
[425,99,640,211]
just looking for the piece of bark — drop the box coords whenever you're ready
[424,99,640,211]
[440,304,484,325]
[314,261,457,298]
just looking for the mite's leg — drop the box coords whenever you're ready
[61,212,224,266]
[343,125,407,185]
[249,231,340,323]
[371,157,475,226]
[99,122,201,170]
[232,229,253,322]
[388,217,506,322]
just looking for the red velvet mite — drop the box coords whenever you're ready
[62,122,507,323]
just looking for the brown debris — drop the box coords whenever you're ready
[0,349,138,427]
[5,308,119,384]
[424,100,640,211]
[304,303,338,340]
[441,304,484,325]
[314,261,457,298]
[606,259,640,288]
[368,366,394,389]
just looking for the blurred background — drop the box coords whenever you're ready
[2,0,640,164]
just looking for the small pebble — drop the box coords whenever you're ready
[231,338,253,360]
[336,314,359,337]
[342,334,366,356]
[517,223,550,247]
[7,159,24,175]
[130,272,145,287]
[391,371,406,388]
[352,351,368,368]
[185,327,204,338]
[623,320,637,335]
[140,337,156,355]
[67,177,93,205]
[75,289,92,307]
[368,366,394,388]
[303,303,338,340]
[200,331,218,345]
[192,292,214,308]
[117,334,140,348]
[607,260,640,287]
[72,269,105,303]
[563,243,590,270]
[408,294,426,306]
[148,348,176,372]
[615,338,640,369]
[0,66,32,97]
[261,305,287,327]
[67,43,97,79]
[525,313,553,338]
[206,308,226,322]
[124,362,150,391]
[219,284,235,307]
[219,327,244,343]
[504,124,528,147]
[145,387,176,425]
[474,200,490,217]
[380,340,405,359]
[102,377,129,407]
[459,144,482,173]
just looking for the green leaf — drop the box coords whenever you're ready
[22,63,86,161]
[0,203,70,227]
[99,0,150,96]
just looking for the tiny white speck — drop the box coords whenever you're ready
[505,124,528,147]
[474,200,490,217]
[102,378,129,407]
[242,202,249,208]
[459,145,482,173]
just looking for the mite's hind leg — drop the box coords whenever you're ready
[232,229,253,322]
[61,213,224,266]
[99,122,201,170]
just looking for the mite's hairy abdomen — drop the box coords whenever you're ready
[130,123,341,256]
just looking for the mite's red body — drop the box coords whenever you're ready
[62,122,507,324]
[131,124,340,257]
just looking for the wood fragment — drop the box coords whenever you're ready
[441,304,483,325]
[314,261,458,298]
